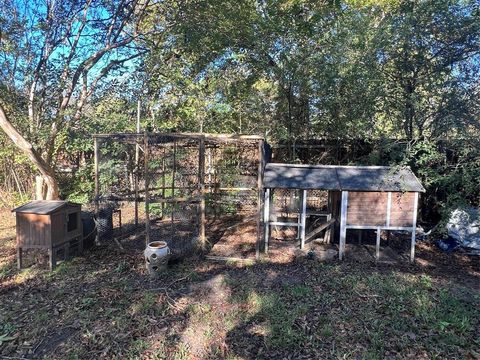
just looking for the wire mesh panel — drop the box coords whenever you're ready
[96,135,145,241]
[146,134,202,257]
[204,139,260,216]
[94,133,264,259]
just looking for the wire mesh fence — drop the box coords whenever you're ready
[94,133,263,258]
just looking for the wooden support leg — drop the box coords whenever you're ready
[79,236,84,255]
[17,247,22,270]
[410,192,419,263]
[64,243,70,261]
[339,191,348,260]
[325,226,331,244]
[49,248,56,271]
[358,230,362,245]
[410,230,416,263]
[264,188,271,253]
[376,229,381,260]
[300,190,307,249]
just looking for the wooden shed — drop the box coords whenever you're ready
[12,201,83,270]
[262,164,425,261]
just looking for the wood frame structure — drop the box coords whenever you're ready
[13,201,83,270]
[262,164,425,262]
[338,191,420,262]
[93,132,265,258]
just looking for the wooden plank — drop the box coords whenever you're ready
[134,101,141,227]
[199,136,206,249]
[264,188,271,253]
[304,218,336,243]
[269,221,300,227]
[386,192,392,227]
[411,192,419,263]
[94,137,99,223]
[339,191,348,260]
[376,228,381,260]
[300,190,307,249]
[256,138,264,259]
[346,225,414,231]
[205,255,255,263]
[144,132,150,245]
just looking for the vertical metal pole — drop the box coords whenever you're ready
[339,191,348,260]
[144,132,150,245]
[199,136,206,249]
[300,189,307,249]
[263,188,271,253]
[411,192,419,263]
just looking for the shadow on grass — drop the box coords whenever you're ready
[0,212,479,359]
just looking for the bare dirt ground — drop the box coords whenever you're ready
[0,209,479,359]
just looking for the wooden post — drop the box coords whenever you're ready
[161,148,166,218]
[17,247,22,269]
[339,191,348,260]
[325,191,332,244]
[134,104,141,227]
[94,137,100,218]
[358,230,362,245]
[199,136,206,249]
[376,228,381,260]
[410,192,419,263]
[171,140,176,228]
[300,189,307,249]
[94,137,101,245]
[264,188,271,253]
[144,132,150,245]
[256,139,265,259]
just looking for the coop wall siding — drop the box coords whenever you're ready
[17,213,50,247]
[51,212,65,246]
[346,191,415,227]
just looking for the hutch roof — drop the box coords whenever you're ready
[263,164,425,192]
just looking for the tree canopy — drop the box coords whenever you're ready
[0,0,479,218]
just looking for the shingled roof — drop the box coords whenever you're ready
[263,164,425,192]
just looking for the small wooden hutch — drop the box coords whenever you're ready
[13,201,83,270]
[262,164,425,262]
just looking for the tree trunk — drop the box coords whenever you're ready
[0,104,59,200]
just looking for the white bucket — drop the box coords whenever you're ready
[144,241,171,276]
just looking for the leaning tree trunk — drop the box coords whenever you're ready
[0,103,59,200]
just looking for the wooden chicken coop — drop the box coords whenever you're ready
[262,164,425,262]
[13,201,83,270]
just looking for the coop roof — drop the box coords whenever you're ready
[12,200,80,215]
[263,164,425,192]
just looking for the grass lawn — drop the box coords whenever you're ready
[0,210,479,359]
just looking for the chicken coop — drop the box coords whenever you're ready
[93,132,265,258]
[262,164,425,261]
[12,200,83,270]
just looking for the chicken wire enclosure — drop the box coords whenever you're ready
[94,134,146,240]
[94,133,265,259]
[266,188,331,242]
[204,140,261,216]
